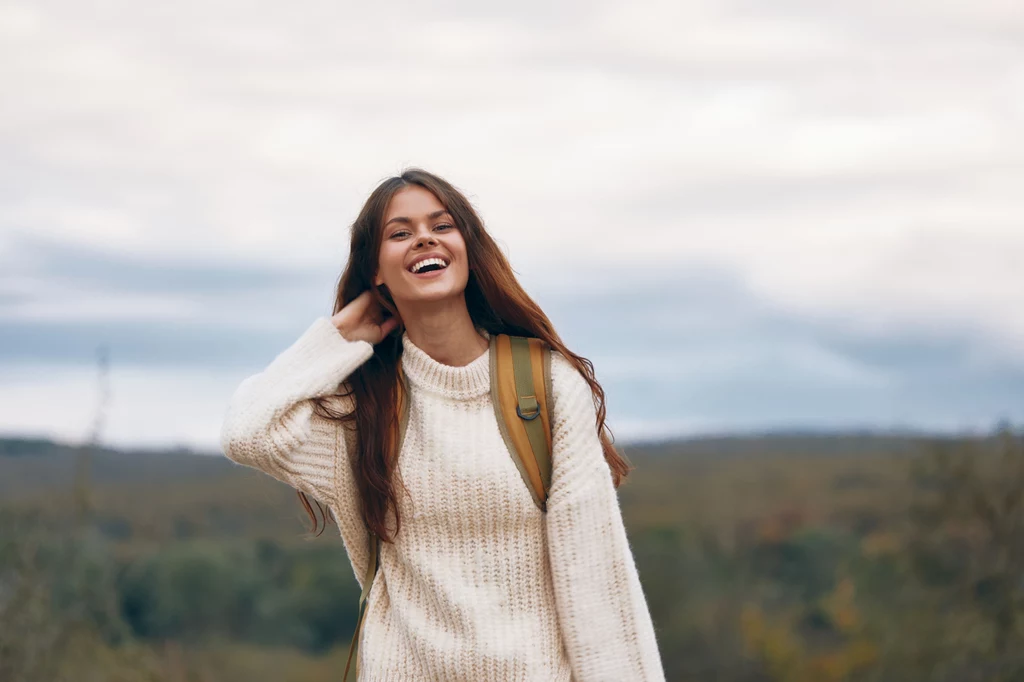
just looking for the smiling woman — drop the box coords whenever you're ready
[374,188,468,307]
[219,168,666,681]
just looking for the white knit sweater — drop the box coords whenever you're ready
[220,317,666,682]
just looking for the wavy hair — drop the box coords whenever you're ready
[303,169,631,540]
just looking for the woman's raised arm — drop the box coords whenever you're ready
[219,316,375,503]
[220,291,397,504]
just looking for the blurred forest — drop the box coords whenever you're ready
[1,426,1022,682]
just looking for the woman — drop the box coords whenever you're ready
[220,169,665,681]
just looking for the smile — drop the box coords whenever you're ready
[408,257,450,275]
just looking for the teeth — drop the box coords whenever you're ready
[410,257,449,273]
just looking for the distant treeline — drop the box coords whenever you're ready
[1,427,1022,682]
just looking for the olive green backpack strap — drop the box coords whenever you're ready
[344,339,552,680]
[343,367,410,682]
[343,531,379,681]
[490,334,554,510]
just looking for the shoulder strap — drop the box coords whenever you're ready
[343,531,378,681]
[344,337,552,680]
[390,335,554,509]
[490,333,553,511]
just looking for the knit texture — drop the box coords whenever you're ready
[221,317,666,681]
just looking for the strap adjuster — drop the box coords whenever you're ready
[516,395,540,421]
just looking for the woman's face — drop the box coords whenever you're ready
[375,185,470,305]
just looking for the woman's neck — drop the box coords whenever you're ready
[398,298,488,367]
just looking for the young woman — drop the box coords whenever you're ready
[220,169,665,681]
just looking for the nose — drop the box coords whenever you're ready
[414,230,437,248]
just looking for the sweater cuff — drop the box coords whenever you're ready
[261,317,376,395]
[282,317,373,366]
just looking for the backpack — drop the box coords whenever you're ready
[344,333,553,680]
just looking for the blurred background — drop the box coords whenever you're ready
[1,1,1022,680]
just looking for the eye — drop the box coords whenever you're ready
[389,230,410,239]
[434,223,454,231]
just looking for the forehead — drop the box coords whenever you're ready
[384,185,446,221]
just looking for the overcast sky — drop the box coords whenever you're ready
[1,0,1022,450]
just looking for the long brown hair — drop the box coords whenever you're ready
[302,168,631,540]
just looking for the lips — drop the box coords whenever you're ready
[410,263,449,279]
[407,254,451,274]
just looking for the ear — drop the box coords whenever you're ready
[374,273,384,286]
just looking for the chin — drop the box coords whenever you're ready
[395,272,468,305]
[403,288,465,305]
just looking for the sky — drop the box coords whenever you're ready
[1,0,1022,451]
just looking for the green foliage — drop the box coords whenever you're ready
[115,539,360,652]
[748,528,852,603]
[2,429,1023,680]
[0,512,155,682]
[905,425,1024,671]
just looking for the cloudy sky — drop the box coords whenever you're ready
[1,0,1022,450]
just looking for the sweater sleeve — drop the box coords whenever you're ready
[219,317,375,505]
[545,352,666,682]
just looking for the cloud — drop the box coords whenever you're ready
[0,362,237,450]
[0,0,1020,445]
[530,264,1024,433]
[5,249,1020,449]
[0,235,341,366]
[4,234,326,296]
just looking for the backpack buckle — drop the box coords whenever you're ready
[516,395,540,421]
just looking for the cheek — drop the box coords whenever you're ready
[450,234,469,261]
[378,245,403,279]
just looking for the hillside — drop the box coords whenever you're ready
[0,437,232,495]
[0,432,926,547]
[0,430,938,491]
[3,428,1022,681]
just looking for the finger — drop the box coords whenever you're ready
[350,290,371,311]
[340,293,371,322]
[379,316,399,338]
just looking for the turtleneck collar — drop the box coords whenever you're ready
[400,330,491,400]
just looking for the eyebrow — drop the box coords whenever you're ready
[383,209,452,229]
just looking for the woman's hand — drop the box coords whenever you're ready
[331,291,399,345]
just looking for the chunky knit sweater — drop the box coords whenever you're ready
[220,317,666,681]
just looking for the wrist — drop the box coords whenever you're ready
[331,318,354,340]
